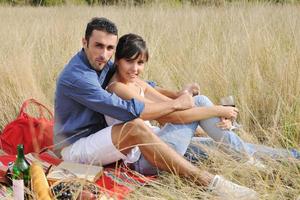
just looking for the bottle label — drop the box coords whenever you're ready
[13,179,24,200]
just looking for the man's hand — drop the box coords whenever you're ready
[178,83,200,97]
[216,105,239,120]
[216,117,233,130]
[173,91,195,110]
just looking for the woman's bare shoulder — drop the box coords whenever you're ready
[135,78,149,88]
[106,81,128,93]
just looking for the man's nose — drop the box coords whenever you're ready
[99,48,108,60]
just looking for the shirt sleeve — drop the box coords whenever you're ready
[146,80,157,88]
[62,77,145,121]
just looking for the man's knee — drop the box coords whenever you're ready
[131,118,146,126]
[112,118,154,153]
[194,95,214,107]
[124,118,153,141]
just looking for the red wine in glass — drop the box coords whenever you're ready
[220,96,241,130]
[220,96,235,107]
[223,104,236,107]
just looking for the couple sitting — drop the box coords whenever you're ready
[54,17,299,199]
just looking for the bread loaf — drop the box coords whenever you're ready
[30,162,52,200]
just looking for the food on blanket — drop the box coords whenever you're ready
[52,182,72,199]
[77,189,96,200]
[77,190,113,200]
[51,178,103,200]
[30,162,51,200]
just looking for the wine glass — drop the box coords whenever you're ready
[220,95,242,130]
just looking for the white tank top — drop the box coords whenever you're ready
[104,82,159,164]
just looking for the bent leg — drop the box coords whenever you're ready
[184,137,212,163]
[194,95,249,156]
[111,120,257,198]
[156,122,198,155]
[133,121,198,175]
[111,119,213,185]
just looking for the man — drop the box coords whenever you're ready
[54,17,257,199]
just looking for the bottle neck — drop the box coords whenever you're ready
[17,146,25,160]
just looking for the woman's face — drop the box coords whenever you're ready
[116,54,146,83]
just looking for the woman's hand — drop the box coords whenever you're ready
[216,105,239,120]
[216,117,233,130]
[178,83,200,97]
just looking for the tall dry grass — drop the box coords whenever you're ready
[0,3,299,199]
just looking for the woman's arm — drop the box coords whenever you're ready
[139,80,238,124]
[157,105,238,124]
[152,86,179,99]
[153,83,200,99]
[106,81,154,104]
[141,80,173,102]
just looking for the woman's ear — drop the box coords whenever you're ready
[114,60,119,68]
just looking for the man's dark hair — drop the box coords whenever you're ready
[85,17,118,43]
[115,33,149,62]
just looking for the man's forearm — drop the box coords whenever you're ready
[140,100,183,120]
[140,93,194,120]
[157,106,221,124]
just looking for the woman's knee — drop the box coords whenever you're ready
[194,95,214,107]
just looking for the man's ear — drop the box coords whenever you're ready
[82,37,87,48]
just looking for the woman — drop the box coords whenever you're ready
[105,33,299,171]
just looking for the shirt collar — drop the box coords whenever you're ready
[79,48,94,70]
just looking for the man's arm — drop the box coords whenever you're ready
[141,94,193,120]
[106,81,194,121]
[62,77,145,122]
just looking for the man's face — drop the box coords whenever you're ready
[82,30,118,71]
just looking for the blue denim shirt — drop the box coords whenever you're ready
[54,49,145,148]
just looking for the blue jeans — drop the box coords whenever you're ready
[133,95,300,175]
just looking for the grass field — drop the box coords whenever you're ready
[0,3,299,199]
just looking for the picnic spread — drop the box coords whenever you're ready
[0,99,154,199]
[0,149,153,199]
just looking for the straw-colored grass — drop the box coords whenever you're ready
[0,3,299,199]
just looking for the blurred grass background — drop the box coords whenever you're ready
[0,3,299,199]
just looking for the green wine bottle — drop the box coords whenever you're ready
[12,144,30,200]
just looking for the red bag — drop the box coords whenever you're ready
[0,99,54,155]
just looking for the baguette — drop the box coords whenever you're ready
[30,162,52,200]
